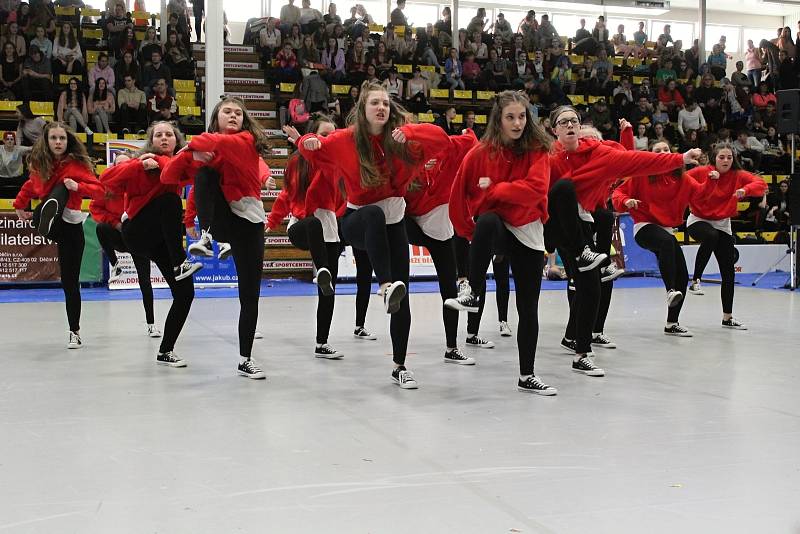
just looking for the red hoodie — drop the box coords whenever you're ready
[89,190,124,226]
[161,131,270,204]
[297,123,450,207]
[612,173,701,227]
[449,143,551,241]
[405,129,478,217]
[549,138,686,212]
[685,165,767,220]
[266,155,307,229]
[101,155,180,220]
[14,158,102,212]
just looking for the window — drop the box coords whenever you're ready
[551,14,582,39]
[225,0,269,22]
[650,20,694,47]
[500,9,528,34]
[403,2,439,29]
[705,25,740,53]
[356,0,387,25]
[743,27,776,49]
[457,7,490,33]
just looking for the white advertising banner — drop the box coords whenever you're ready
[108,253,169,290]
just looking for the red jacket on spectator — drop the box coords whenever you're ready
[101,155,180,220]
[14,159,102,212]
[752,92,777,111]
[686,165,767,220]
[658,86,685,107]
[612,172,701,228]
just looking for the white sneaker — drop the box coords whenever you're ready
[108,262,123,283]
[217,242,232,260]
[591,332,616,349]
[314,344,344,359]
[391,366,418,389]
[600,263,624,283]
[664,323,693,337]
[174,260,202,281]
[688,280,704,295]
[353,326,377,340]
[722,317,747,330]
[444,348,476,365]
[146,324,162,338]
[188,230,214,257]
[465,335,495,349]
[499,321,513,337]
[382,281,406,314]
[254,331,263,339]
[67,331,82,349]
[85,128,94,136]
[666,289,684,308]
[315,267,334,296]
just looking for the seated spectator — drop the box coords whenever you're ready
[707,44,727,80]
[165,12,190,47]
[592,16,613,56]
[761,126,790,173]
[88,77,115,133]
[612,24,634,60]
[589,49,613,95]
[284,23,303,52]
[116,74,147,132]
[511,50,533,85]
[364,63,379,85]
[274,41,300,82]
[530,49,545,81]
[444,47,465,89]
[731,61,749,88]
[320,37,346,84]
[114,50,140,91]
[434,105,459,135]
[657,79,684,117]
[549,43,574,94]
[299,0,323,35]
[758,101,778,130]
[147,78,177,122]
[415,25,439,66]
[655,58,677,85]
[677,99,706,139]
[345,38,368,85]
[21,45,53,101]
[483,47,509,90]
[259,18,281,64]
[15,102,47,146]
[752,81,777,111]
[652,100,671,126]
[587,98,614,139]
[613,77,633,102]
[29,25,53,60]
[466,8,487,37]
[405,66,428,112]
[141,50,173,95]
[636,77,655,101]
[0,131,32,196]
[0,42,22,99]
[461,51,480,88]
[52,20,84,79]
[164,30,193,78]
[382,67,403,101]
[656,24,673,51]
[89,52,116,93]
[323,3,341,33]
[492,12,513,44]
[57,77,93,134]
[139,26,164,67]
[633,122,650,150]
[651,121,671,145]
[765,179,791,230]
[679,128,700,152]
[629,96,653,126]
[463,109,484,138]
[335,84,358,120]
[632,21,648,50]
[434,6,452,46]
[733,130,764,171]
[395,32,417,63]
[106,2,132,54]
[3,20,27,57]
[370,41,394,76]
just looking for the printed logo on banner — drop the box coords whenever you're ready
[106,140,146,164]
[265,236,291,246]
[185,228,240,287]
[264,260,313,269]
[0,214,60,282]
[409,245,434,264]
[108,252,169,290]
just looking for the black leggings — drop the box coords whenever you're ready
[493,257,510,323]
[545,179,588,257]
[96,222,155,324]
[560,220,601,354]
[341,206,410,364]
[452,234,487,334]
[32,184,83,332]
[122,194,194,353]
[196,168,264,357]
[688,222,736,314]
[635,224,689,323]
[405,216,458,349]
[591,207,614,334]
[353,247,372,328]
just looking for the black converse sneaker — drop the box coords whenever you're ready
[174,260,203,281]
[572,355,605,376]
[314,344,343,359]
[576,246,608,272]
[444,291,480,313]
[382,281,406,314]
[391,366,418,389]
[466,334,495,349]
[157,351,186,367]
[722,317,747,330]
[688,280,704,295]
[517,375,558,396]
[37,197,60,237]
[591,332,616,349]
[600,263,624,282]
[664,324,693,337]
[67,331,82,349]
[560,337,577,353]
[217,242,232,260]
[444,348,476,365]
[353,326,377,340]
[238,359,266,379]
[315,267,335,296]
[666,289,684,308]
[188,229,214,257]
[108,262,124,283]
[146,324,162,338]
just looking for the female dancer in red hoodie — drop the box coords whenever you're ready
[101,121,198,367]
[448,91,557,395]
[612,139,701,336]
[299,81,450,389]
[91,152,160,338]
[13,122,102,349]
[404,128,480,365]
[548,105,701,377]
[162,97,271,379]
[685,142,767,329]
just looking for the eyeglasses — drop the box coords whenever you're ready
[556,117,580,127]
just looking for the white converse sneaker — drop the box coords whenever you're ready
[382,281,406,314]
[188,230,214,257]
[146,324,162,338]
[499,321,513,337]
[666,289,684,308]
[217,242,232,260]
[174,260,202,281]
[108,262,124,283]
[67,331,82,349]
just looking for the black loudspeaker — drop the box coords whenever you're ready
[777,89,800,135]
[788,175,800,223]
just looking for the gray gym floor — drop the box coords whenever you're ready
[1,285,798,533]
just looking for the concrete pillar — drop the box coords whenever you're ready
[204,0,226,129]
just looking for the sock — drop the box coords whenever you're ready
[316,343,325,349]
[573,354,585,362]
[239,356,250,365]
[519,374,532,381]
[666,322,677,327]
[446,347,457,352]
[467,333,476,338]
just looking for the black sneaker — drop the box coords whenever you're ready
[722,317,747,330]
[382,281,406,314]
[560,337,576,353]
[391,366,418,389]
[688,280,704,295]
[576,246,608,272]
[238,359,266,379]
[572,355,605,376]
[465,335,495,349]
[67,331,82,349]
[315,267,334,296]
[443,348,476,365]
[157,351,186,367]
[174,260,202,281]
[444,292,480,313]
[37,197,60,237]
[600,263,624,282]
[517,375,558,396]
[567,279,576,292]
[314,344,343,359]
[353,326,377,340]
[591,333,616,349]
[108,262,123,283]
[664,324,693,337]
[666,289,684,308]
